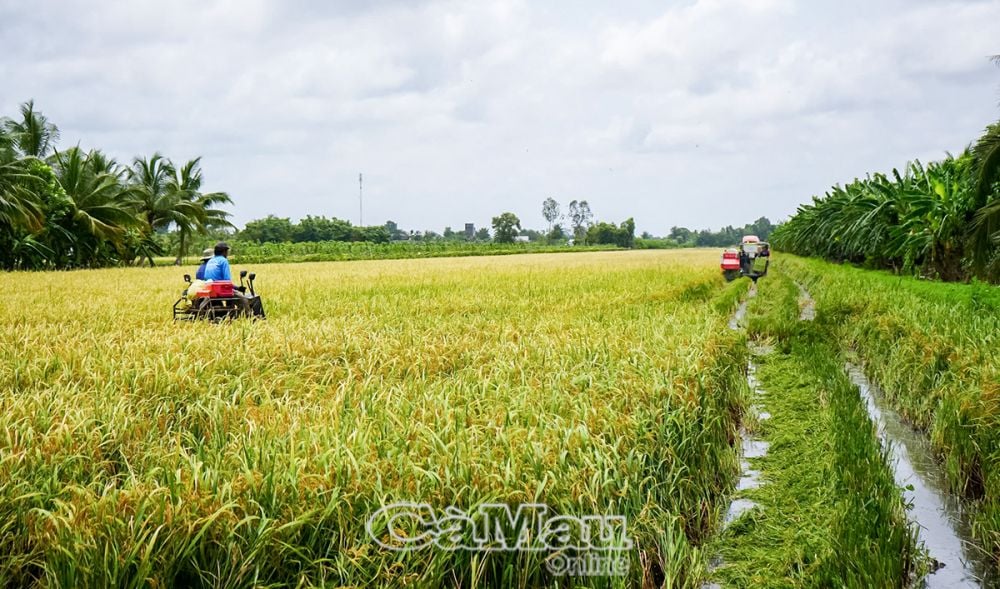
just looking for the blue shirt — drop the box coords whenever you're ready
[195,261,208,280]
[203,255,232,281]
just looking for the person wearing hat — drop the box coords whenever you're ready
[195,248,214,281]
[202,242,260,315]
[203,242,233,282]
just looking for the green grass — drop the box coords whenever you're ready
[230,240,619,264]
[153,242,622,267]
[711,275,753,316]
[744,274,801,348]
[707,273,921,587]
[709,350,834,588]
[634,238,684,250]
[774,254,1000,565]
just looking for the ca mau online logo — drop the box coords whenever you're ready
[365,503,632,577]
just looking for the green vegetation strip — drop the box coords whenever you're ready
[775,255,1000,567]
[708,274,922,588]
[229,240,621,264]
[769,134,1000,283]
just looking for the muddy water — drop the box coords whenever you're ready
[722,284,769,526]
[846,364,996,588]
[728,297,750,330]
[796,282,815,321]
[701,292,771,589]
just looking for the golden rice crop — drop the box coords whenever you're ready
[0,249,746,588]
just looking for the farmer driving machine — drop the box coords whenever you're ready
[173,271,266,321]
[721,235,770,282]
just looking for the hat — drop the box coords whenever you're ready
[200,248,213,261]
[214,241,231,255]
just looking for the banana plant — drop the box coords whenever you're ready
[773,151,989,281]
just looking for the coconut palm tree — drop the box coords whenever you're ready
[51,147,142,265]
[0,128,45,233]
[966,57,1000,275]
[969,55,1000,274]
[1,101,236,269]
[168,157,233,263]
[129,153,175,227]
[1,100,60,158]
[969,123,1000,268]
[85,149,122,177]
[128,153,200,266]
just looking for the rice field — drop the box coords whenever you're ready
[0,249,749,587]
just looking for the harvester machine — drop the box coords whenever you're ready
[721,235,770,282]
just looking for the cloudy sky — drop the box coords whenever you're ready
[1,0,998,234]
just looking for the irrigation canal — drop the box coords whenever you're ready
[847,364,995,588]
[800,282,993,588]
[708,281,994,587]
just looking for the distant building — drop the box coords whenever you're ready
[514,235,530,243]
[464,223,475,239]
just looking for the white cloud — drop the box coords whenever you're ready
[0,0,998,233]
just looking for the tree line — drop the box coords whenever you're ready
[240,215,390,244]
[662,218,775,247]
[771,57,1000,282]
[236,198,638,248]
[235,201,766,251]
[771,126,1000,282]
[235,215,478,244]
[0,100,231,270]
[487,202,636,247]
